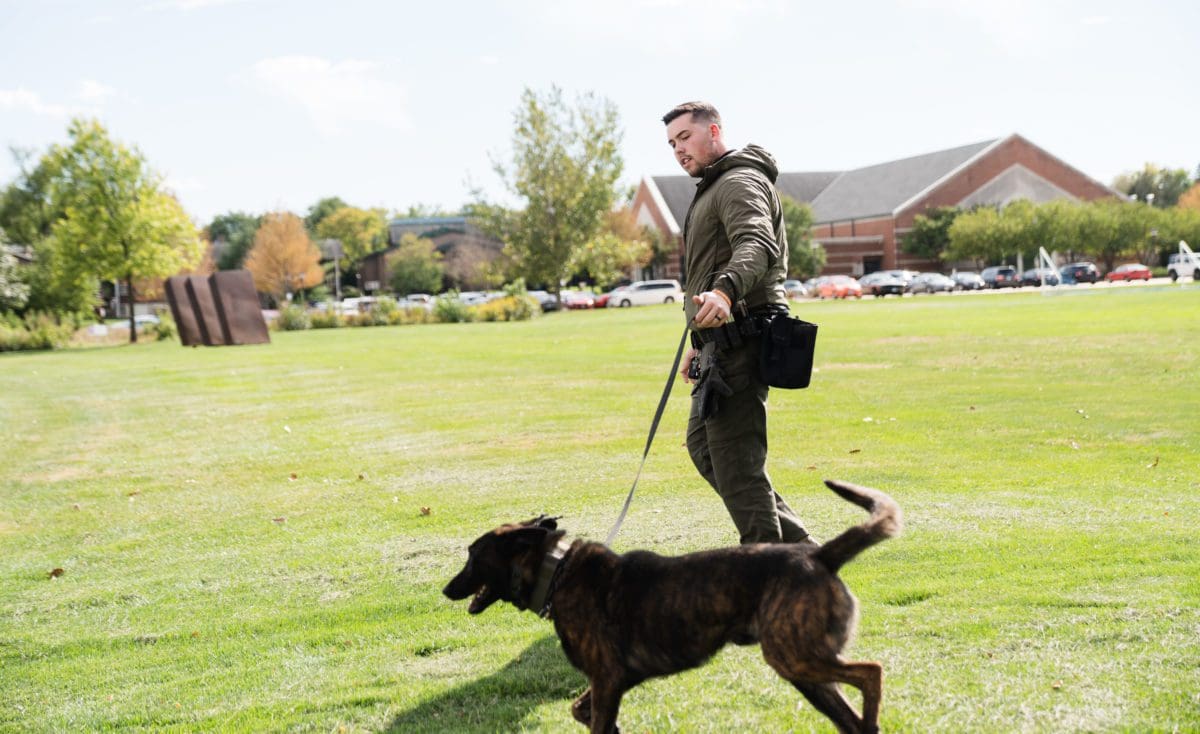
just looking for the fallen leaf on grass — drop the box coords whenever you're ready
[283,425,291,434]
[357,473,365,481]
[1076,409,1088,419]
[1069,440,1080,450]
[1147,456,1159,468]
[420,507,431,516]
[288,473,298,481]
[849,449,862,454]
[127,490,141,497]
[968,406,976,411]
[72,503,80,511]
[48,568,64,579]
[1052,680,1063,690]
[806,465,818,471]
[272,517,286,524]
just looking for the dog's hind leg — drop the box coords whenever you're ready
[792,682,862,734]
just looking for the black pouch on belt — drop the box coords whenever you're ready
[759,315,818,389]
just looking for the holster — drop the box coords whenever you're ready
[694,341,733,421]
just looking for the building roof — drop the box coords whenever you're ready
[646,138,1005,227]
[809,138,999,222]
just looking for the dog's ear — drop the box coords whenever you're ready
[524,515,560,530]
[504,525,551,549]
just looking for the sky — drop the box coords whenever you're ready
[1,0,1197,226]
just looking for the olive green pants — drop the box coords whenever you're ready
[686,337,811,544]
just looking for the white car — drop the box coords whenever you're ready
[1167,252,1200,281]
[605,279,684,307]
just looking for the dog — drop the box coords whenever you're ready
[443,479,902,733]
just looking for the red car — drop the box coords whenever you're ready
[1105,264,1152,282]
[814,275,863,299]
[559,290,596,309]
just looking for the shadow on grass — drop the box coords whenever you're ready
[384,634,585,733]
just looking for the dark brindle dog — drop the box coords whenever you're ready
[443,479,902,733]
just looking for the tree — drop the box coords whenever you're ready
[1178,183,1200,211]
[386,232,444,295]
[475,87,623,300]
[244,212,324,304]
[946,206,1006,264]
[901,206,960,261]
[1112,164,1192,208]
[304,196,348,233]
[206,211,261,270]
[314,206,389,267]
[0,231,30,312]
[569,210,651,289]
[0,147,62,246]
[779,195,825,279]
[44,119,202,341]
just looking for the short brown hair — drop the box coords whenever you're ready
[662,101,721,127]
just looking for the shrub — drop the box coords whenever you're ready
[474,295,538,322]
[274,304,311,331]
[0,311,78,352]
[433,293,476,323]
[310,310,344,329]
[149,315,177,341]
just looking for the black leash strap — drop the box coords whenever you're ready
[604,325,689,545]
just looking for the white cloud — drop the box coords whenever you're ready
[249,56,408,136]
[0,88,74,118]
[79,79,116,103]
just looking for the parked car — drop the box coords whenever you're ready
[1167,252,1200,281]
[593,285,629,308]
[1059,262,1099,284]
[981,265,1020,288]
[527,290,561,312]
[1021,267,1060,286]
[951,271,985,290]
[560,290,595,309]
[881,269,919,287]
[111,313,161,329]
[782,279,808,299]
[858,271,907,297]
[606,279,684,307]
[908,272,956,294]
[813,275,862,299]
[1105,263,1152,282]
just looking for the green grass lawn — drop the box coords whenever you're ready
[2,286,1198,733]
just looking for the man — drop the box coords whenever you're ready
[663,101,814,545]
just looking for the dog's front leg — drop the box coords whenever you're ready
[571,687,592,726]
[586,679,624,734]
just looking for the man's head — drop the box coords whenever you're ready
[663,101,726,177]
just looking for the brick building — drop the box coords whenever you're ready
[357,216,503,293]
[631,134,1118,281]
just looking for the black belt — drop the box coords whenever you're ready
[691,305,786,350]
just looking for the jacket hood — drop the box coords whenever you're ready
[701,144,779,185]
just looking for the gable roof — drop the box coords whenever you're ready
[645,138,1008,227]
[809,139,1000,223]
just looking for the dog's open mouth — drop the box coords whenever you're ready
[468,584,497,614]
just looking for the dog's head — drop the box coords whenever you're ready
[443,515,563,615]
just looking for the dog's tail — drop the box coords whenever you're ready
[813,479,902,574]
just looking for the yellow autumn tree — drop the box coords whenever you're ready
[1178,182,1200,211]
[245,211,324,303]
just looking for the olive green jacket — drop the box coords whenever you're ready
[682,144,789,324]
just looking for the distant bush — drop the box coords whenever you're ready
[0,311,79,352]
[474,295,538,322]
[433,293,476,323]
[310,309,343,329]
[149,315,177,341]
[274,304,311,331]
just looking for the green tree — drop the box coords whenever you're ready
[0,231,30,312]
[206,211,261,270]
[387,233,444,295]
[901,206,960,261]
[44,119,203,341]
[779,195,825,279]
[1113,164,1192,207]
[0,147,61,246]
[315,206,389,267]
[474,87,623,300]
[304,196,348,233]
[946,206,1006,264]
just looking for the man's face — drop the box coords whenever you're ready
[666,113,722,177]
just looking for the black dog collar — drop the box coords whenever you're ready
[530,537,573,617]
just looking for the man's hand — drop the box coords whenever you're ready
[691,290,731,329]
[680,347,699,384]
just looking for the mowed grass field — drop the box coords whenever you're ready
[2,285,1198,733]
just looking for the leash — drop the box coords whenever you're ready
[604,325,689,546]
